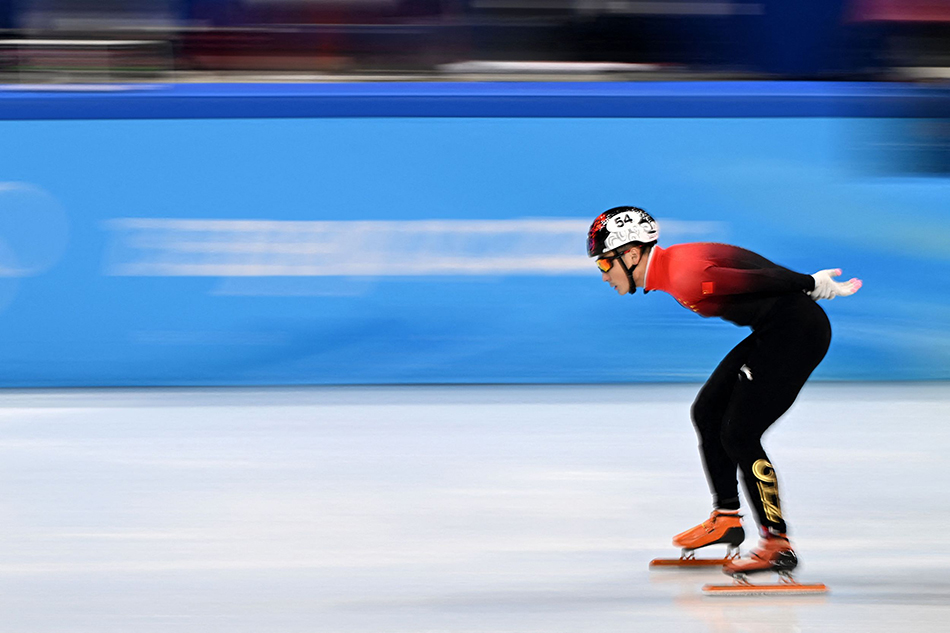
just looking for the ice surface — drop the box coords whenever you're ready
[0,383,946,632]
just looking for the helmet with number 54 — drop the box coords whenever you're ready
[586,206,659,258]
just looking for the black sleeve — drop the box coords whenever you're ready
[703,246,815,296]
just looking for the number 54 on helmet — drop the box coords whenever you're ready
[587,206,659,258]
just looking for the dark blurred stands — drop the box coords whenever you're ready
[850,0,950,80]
[0,0,949,81]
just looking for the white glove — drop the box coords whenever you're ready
[809,268,862,301]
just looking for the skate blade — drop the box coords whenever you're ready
[702,581,828,596]
[649,557,734,568]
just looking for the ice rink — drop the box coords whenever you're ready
[0,382,946,632]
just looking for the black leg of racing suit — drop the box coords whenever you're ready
[690,293,832,535]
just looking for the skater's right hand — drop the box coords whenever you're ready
[809,269,862,301]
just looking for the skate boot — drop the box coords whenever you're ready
[705,534,826,595]
[722,533,798,577]
[650,510,744,568]
[672,510,745,552]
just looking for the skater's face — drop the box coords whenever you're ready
[599,247,640,295]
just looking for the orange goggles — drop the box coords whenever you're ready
[596,254,623,273]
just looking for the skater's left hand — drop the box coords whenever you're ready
[809,268,862,301]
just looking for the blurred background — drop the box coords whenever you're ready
[0,0,949,387]
[1,5,950,631]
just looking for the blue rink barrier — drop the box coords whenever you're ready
[2,82,950,119]
[0,82,947,386]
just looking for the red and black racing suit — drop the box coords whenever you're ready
[644,243,831,535]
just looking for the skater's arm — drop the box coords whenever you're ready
[700,264,817,296]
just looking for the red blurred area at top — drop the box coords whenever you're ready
[852,0,950,22]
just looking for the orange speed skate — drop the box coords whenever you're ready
[649,510,745,568]
[703,535,828,596]
[722,534,796,576]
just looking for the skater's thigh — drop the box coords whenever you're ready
[692,334,757,431]
[723,328,824,438]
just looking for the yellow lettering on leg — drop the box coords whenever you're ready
[753,459,783,523]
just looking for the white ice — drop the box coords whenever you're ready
[0,382,946,632]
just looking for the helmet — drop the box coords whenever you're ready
[586,206,659,258]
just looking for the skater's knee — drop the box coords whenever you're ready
[719,421,758,460]
[690,395,718,433]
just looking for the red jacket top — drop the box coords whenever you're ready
[643,243,816,328]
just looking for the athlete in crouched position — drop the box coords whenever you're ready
[587,206,861,576]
